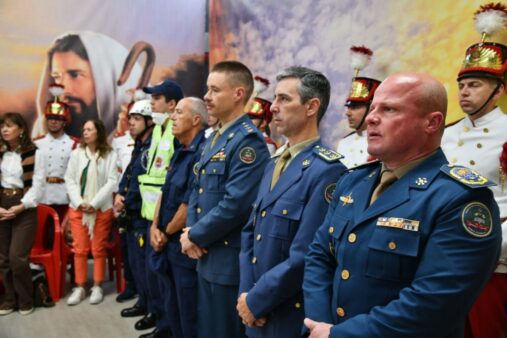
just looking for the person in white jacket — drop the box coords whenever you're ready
[64,119,118,306]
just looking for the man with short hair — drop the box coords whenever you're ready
[149,97,208,338]
[180,60,270,338]
[237,66,346,337]
[303,73,501,338]
[442,40,507,337]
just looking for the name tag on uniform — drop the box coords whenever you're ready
[376,217,420,232]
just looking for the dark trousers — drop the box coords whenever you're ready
[145,229,171,330]
[166,257,198,338]
[126,217,150,309]
[151,244,198,338]
[197,275,245,338]
[0,194,37,309]
[120,231,137,291]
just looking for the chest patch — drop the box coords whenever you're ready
[240,147,256,164]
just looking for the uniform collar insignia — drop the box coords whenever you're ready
[339,193,354,206]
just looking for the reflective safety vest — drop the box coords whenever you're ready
[138,120,175,220]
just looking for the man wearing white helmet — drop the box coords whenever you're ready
[113,100,158,334]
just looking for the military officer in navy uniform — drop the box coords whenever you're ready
[180,61,270,338]
[303,73,502,338]
[237,66,347,338]
[114,100,157,332]
[149,97,208,338]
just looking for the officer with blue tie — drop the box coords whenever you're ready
[180,61,270,338]
[303,73,502,338]
[237,66,347,338]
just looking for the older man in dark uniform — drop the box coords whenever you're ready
[237,66,346,338]
[303,73,501,338]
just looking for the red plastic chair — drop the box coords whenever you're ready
[60,215,124,295]
[29,204,62,302]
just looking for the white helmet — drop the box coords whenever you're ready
[128,99,152,117]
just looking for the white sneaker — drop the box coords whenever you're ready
[89,286,104,305]
[67,287,86,306]
[0,306,14,316]
[19,307,34,315]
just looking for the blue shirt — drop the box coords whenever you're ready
[187,114,270,285]
[158,131,206,267]
[303,149,501,338]
[239,140,346,336]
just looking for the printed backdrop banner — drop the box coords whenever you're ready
[0,0,207,137]
[209,0,507,147]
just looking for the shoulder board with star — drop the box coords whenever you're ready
[238,121,256,136]
[445,118,464,128]
[440,164,496,188]
[313,145,343,162]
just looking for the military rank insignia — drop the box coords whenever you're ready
[240,147,256,164]
[324,183,336,203]
[461,202,493,238]
[339,193,354,206]
[313,145,343,162]
[211,149,227,162]
[441,165,495,188]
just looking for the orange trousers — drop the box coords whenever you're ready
[68,208,113,285]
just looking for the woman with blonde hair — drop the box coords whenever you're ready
[65,119,118,305]
[0,112,45,316]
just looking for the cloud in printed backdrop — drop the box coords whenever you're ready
[210,0,507,147]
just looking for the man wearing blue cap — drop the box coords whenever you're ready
[130,79,183,338]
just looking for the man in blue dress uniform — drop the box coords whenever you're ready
[237,66,347,338]
[149,97,208,338]
[303,73,502,338]
[180,61,270,338]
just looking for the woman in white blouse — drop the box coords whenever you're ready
[65,119,118,305]
[0,112,45,316]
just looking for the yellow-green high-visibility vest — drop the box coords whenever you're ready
[138,120,175,220]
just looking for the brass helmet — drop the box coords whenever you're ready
[44,84,71,123]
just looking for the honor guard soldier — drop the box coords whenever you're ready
[237,66,346,338]
[34,84,79,220]
[114,100,157,333]
[180,61,270,338]
[246,76,278,155]
[149,97,208,338]
[303,73,501,338]
[441,3,507,337]
[337,46,380,168]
